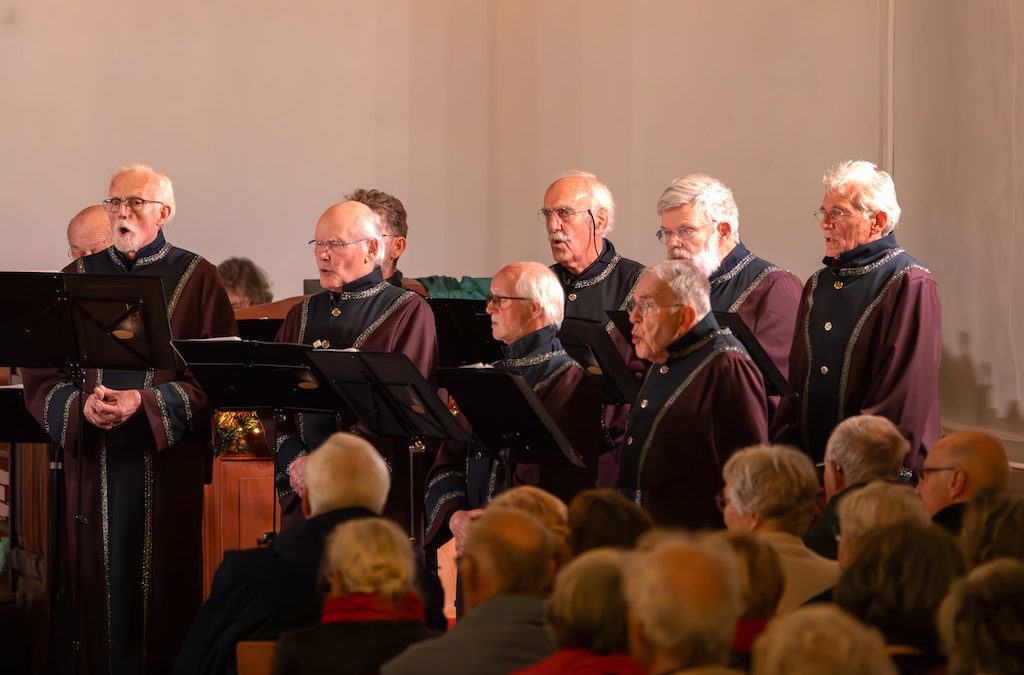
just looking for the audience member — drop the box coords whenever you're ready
[712,531,785,671]
[751,604,897,675]
[489,485,571,541]
[175,433,443,675]
[623,533,743,674]
[514,549,645,675]
[916,431,1010,535]
[217,256,274,308]
[834,521,964,673]
[567,488,653,556]
[346,188,428,297]
[835,480,930,569]
[271,518,441,675]
[619,260,768,529]
[803,414,910,559]
[66,204,112,260]
[383,508,558,675]
[959,486,1024,569]
[938,558,1024,675]
[721,445,838,613]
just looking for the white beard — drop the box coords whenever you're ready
[112,218,141,255]
[671,235,722,277]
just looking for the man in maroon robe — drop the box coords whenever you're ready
[424,262,601,551]
[22,165,237,675]
[618,260,769,529]
[773,160,941,469]
[275,200,438,535]
[346,188,429,297]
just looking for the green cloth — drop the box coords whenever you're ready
[418,275,492,299]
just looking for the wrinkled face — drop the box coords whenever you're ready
[915,447,958,516]
[107,171,169,257]
[542,178,604,275]
[628,274,691,363]
[659,204,722,275]
[314,205,377,292]
[818,189,879,258]
[486,269,538,344]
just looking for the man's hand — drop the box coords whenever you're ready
[288,455,309,501]
[83,385,143,430]
[449,508,484,556]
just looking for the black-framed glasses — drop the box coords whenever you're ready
[485,294,531,310]
[912,466,957,482]
[626,298,686,317]
[812,206,870,223]
[103,197,164,214]
[308,238,369,252]
[537,207,592,225]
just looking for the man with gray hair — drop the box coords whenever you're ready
[23,164,237,674]
[803,414,910,559]
[274,199,438,532]
[774,160,941,468]
[656,174,802,383]
[618,260,768,528]
[424,262,601,551]
[624,534,744,674]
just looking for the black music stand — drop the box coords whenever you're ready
[437,366,583,497]
[428,299,503,367]
[0,271,174,670]
[558,318,640,404]
[236,318,284,342]
[713,311,796,398]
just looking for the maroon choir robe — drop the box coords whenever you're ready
[21,232,237,675]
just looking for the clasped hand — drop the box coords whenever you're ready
[83,385,142,430]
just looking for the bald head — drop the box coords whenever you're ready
[313,200,384,291]
[917,431,1010,516]
[67,205,113,260]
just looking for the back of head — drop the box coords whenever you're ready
[503,261,565,328]
[568,488,653,555]
[834,521,964,651]
[656,173,740,240]
[823,160,901,233]
[643,259,712,320]
[938,558,1024,675]
[939,431,1010,498]
[752,604,896,675]
[624,532,742,670]
[325,517,415,601]
[463,507,557,598]
[825,415,909,486]
[345,188,408,237]
[544,548,630,655]
[722,445,820,535]
[303,433,390,516]
[959,486,1024,568]
[67,205,113,258]
[712,530,785,620]
[836,481,930,558]
[489,486,570,540]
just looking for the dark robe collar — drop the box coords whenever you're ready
[708,240,751,284]
[824,233,899,269]
[553,239,617,285]
[387,269,404,288]
[500,325,561,360]
[111,230,168,271]
[665,312,723,359]
[329,267,384,300]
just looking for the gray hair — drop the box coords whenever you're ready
[325,518,416,600]
[506,261,565,329]
[642,260,712,321]
[823,160,901,234]
[825,415,909,486]
[303,432,390,516]
[656,174,740,241]
[555,170,616,233]
[722,445,820,535]
[545,548,629,654]
[837,480,930,547]
[752,604,897,675]
[110,164,176,222]
[624,532,742,668]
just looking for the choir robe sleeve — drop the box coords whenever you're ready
[735,270,803,380]
[272,301,311,511]
[423,403,473,549]
[356,293,439,383]
[770,277,814,446]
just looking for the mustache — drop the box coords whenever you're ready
[548,232,570,243]
[668,246,689,260]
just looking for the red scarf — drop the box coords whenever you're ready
[321,592,425,625]
[731,617,770,653]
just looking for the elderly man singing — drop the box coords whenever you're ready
[424,262,601,552]
[617,260,768,529]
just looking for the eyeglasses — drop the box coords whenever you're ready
[626,298,686,317]
[485,294,532,310]
[912,466,957,482]
[308,238,368,252]
[103,197,164,214]
[812,206,870,223]
[655,225,709,243]
[537,207,592,225]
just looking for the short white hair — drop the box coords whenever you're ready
[505,261,565,328]
[656,174,740,241]
[836,480,930,546]
[722,445,820,535]
[554,170,616,233]
[752,604,897,675]
[825,415,909,485]
[303,432,390,516]
[110,164,176,222]
[823,160,901,234]
[325,517,416,600]
[642,260,711,321]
